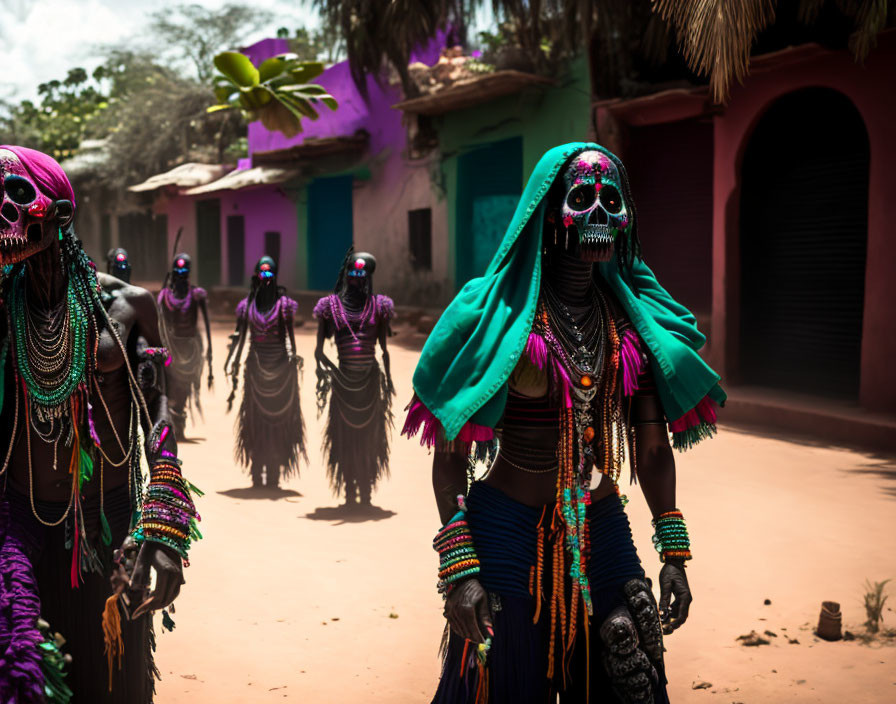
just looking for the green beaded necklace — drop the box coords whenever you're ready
[8,263,89,418]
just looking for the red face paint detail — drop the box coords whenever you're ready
[260,263,271,271]
[27,201,47,218]
[563,214,575,228]
[354,258,365,270]
[116,253,126,261]
[176,258,185,267]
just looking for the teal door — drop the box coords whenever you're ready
[456,137,523,285]
[308,175,353,290]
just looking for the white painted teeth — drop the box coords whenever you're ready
[0,235,28,251]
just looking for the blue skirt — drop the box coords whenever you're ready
[433,481,669,704]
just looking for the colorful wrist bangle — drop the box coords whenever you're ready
[651,508,692,562]
[132,457,202,565]
[433,495,480,595]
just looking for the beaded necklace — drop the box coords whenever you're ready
[328,293,375,342]
[158,286,195,314]
[1,246,154,586]
[528,281,627,671]
[9,267,89,423]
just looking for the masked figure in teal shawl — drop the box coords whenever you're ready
[404,143,725,704]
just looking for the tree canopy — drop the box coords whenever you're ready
[0,3,284,189]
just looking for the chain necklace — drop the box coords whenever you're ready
[498,452,558,474]
[9,268,88,423]
[540,279,607,385]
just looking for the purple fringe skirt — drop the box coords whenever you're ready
[1,486,155,703]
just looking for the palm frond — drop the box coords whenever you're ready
[653,0,776,103]
[839,0,891,61]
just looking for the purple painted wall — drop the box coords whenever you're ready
[244,37,443,157]
[238,36,452,296]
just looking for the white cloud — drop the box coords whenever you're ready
[0,0,317,102]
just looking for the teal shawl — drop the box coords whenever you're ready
[411,142,725,447]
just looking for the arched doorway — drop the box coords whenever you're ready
[739,88,869,399]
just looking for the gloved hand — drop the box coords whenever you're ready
[658,558,691,634]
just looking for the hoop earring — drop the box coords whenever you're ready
[554,228,557,246]
[565,229,569,250]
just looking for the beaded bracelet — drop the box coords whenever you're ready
[434,494,480,596]
[651,509,692,562]
[131,457,201,565]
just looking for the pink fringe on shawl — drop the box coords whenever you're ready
[401,398,494,448]
[620,328,644,397]
[523,333,572,409]
[669,396,719,433]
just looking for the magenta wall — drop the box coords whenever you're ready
[244,38,442,158]
[238,36,452,296]
[157,186,298,289]
[710,31,896,412]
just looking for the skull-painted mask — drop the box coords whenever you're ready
[0,149,57,264]
[255,255,276,284]
[107,247,131,282]
[172,253,191,280]
[560,150,631,262]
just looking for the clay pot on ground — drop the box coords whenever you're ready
[816,601,843,641]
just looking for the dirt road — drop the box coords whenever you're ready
[153,322,896,703]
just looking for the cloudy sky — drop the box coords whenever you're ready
[0,0,318,102]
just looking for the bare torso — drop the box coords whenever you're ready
[4,274,160,503]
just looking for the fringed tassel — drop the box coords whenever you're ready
[524,332,549,370]
[474,659,489,704]
[102,594,124,692]
[532,508,546,625]
[401,398,494,449]
[670,396,719,451]
[619,328,644,397]
[87,400,101,447]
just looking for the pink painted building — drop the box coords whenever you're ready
[595,29,896,440]
[143,37,447,299]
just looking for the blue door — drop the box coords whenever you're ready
[456,137,523,285]
[308,175,354,290]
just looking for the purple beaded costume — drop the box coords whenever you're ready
[234,295,307,480]
[313,294,394,503]
[157,286,207,434]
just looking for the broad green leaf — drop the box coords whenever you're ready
[275,84,328,95]
[287,62,325,84]
[258,56,289,83]
[258,100,304,138]
[213,52,259,87]
[279,93,319,121]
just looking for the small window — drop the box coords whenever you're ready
[264,231,281,267]
[408,208,432,271]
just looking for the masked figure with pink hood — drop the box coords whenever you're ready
[0,147,200,702]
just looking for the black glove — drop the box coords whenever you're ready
[657,559,691,634]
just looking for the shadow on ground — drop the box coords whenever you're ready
[721,423,896,498]
[217,487,303,501]
[304,504,396,524]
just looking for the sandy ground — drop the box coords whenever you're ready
[152,322,896,703]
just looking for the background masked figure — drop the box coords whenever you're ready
[405,143,725,704]
[224,256,306,489]
[314,250,395,508]
[106,248,131,283]
[156,254,212,438]
[0,146,199,702]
